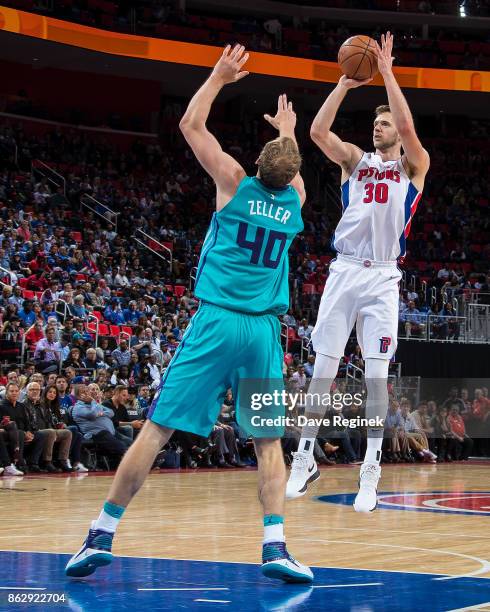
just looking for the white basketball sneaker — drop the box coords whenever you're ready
[286,451,320,500]
[353,462,381,513]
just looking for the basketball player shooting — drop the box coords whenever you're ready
[286,32,430,511]
[65,45,313,583]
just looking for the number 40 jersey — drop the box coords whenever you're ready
[194,176,303,315]
[332,152,422,262]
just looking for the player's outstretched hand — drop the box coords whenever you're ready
[339,75,373,89]
[375,31,394,76]
[264,94,297,132]
[212,44,249,85]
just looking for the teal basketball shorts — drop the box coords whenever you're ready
[147,302,286,438]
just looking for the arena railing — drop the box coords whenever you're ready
[87,314,100,348]
[466,304,490,344]
[55,298,69,322]
[427,314,467,342]
[0,266,15,287]
[133,228,172,270]
[31,159,66,195]
[189,266,197,291]
[80,194,119,232]
[300,337,312,363]
[280,322,289,354]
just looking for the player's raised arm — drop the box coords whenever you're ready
[179,45,248,198]
[375,32,430,188]
[310,76,368,177]
[264,94,306,206]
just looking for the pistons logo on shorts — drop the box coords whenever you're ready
[379,336,391,354]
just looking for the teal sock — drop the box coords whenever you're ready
[263,514,285,544]
[95,501,126,533]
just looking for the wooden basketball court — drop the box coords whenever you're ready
[1,463,489,611]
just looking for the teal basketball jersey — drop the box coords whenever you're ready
[194,176,304,315]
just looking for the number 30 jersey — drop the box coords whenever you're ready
[332,152,422,262]
[194,176,303,315]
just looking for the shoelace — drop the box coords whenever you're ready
[290,452,309,478]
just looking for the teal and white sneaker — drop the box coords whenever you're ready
[65,521,114,577]
[261,541,314,583]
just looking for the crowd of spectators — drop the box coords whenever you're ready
[0,93,488,474]
[3,0,490,70]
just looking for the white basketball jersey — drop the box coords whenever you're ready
[332,152,422,261]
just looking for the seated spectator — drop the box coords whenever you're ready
[25,321,45,352]
[37,385,74,472]
[136,385,151,419]
[291,366,307,392]
[400,301,427,338]
[110,365,131,387]
[383,399,410,462]
[297,318,313,340]
[104,385,143,444]
[63,347,84,369]
[132,352,152,385]
[24,381,65,472]
[147,353,161,389]
[83,347,104,371]
[399,399,436,462]
[70,295,90,320]
[447,404,474,460]
[72,384,127,459]
[33,326,62,373]
[0,382,50,472]
[303,354,315,378]
[0,394,25,475]
[348,345,365,370]
[441,302,460,340]
[111,339,131,367]
[18,300,36,328]
[431,405,457,462]
[104,299,126,325]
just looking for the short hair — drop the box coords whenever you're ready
[26,381,41,392]
[5,382,19,392]
[375,104,391,116]
[114,385,128,395]
[258,137,302,189]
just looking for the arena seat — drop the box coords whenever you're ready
[174,285,186,298]
[98,323,109,336]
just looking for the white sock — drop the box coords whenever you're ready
[298,438,315,456]
[364,431,383,464]
[94,510,120,533]
[94,501,125,533]
[263,523,285,544]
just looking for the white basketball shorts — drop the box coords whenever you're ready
[311,254,402,360]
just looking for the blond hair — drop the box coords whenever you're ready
[257,137,301,189]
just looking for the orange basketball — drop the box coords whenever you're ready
[338,35,378,80]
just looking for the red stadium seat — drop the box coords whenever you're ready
[174,285,186,298]
[70,231,82,243]
[18,278,28,288]
[121,326,133,336]
[302,283,315,295]
[165,284,174,293]
[92,310,102,321]
[98,323,110,336]
[22,290,35,299]
[109,325,120,336]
